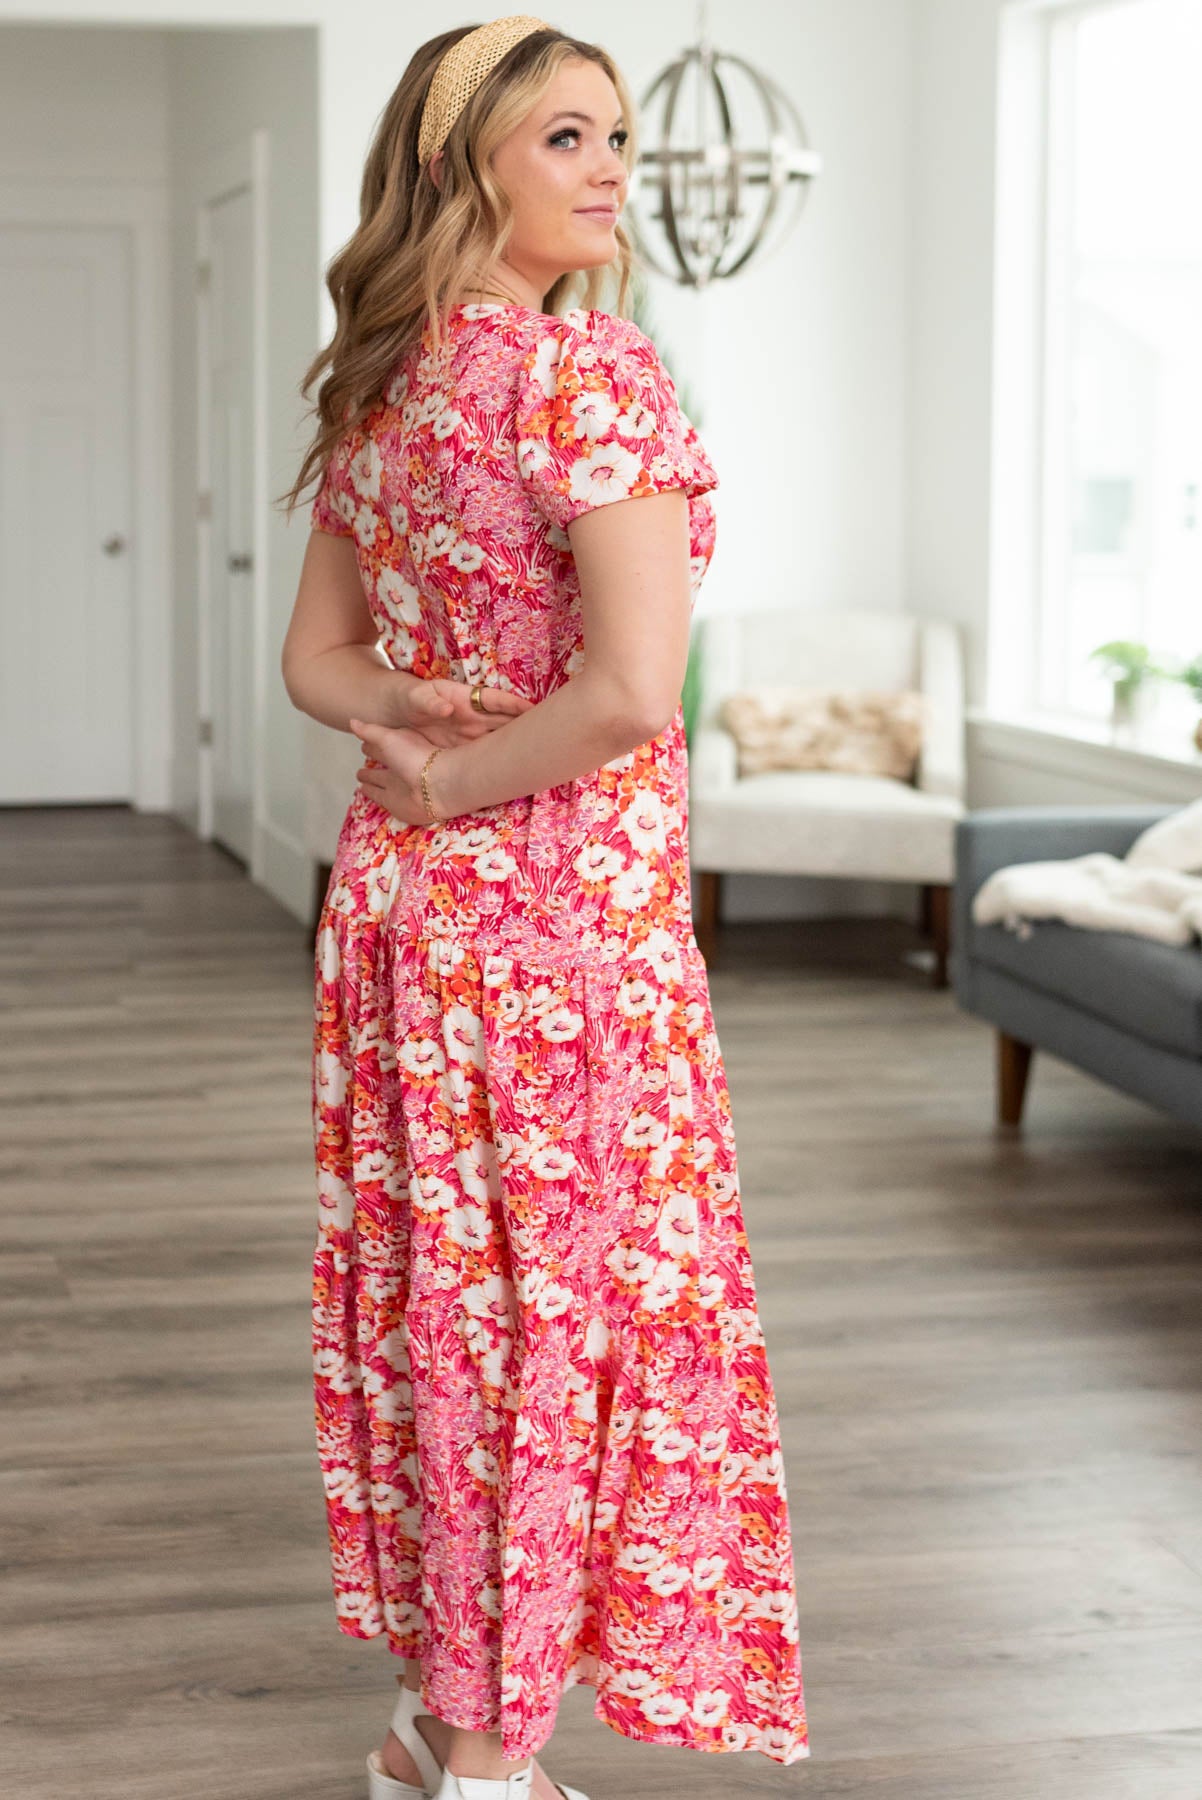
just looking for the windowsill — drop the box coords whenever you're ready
[968,706,1202,774]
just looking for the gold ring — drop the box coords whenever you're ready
[470,684,487,713]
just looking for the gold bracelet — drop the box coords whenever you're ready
[419,747,443,823]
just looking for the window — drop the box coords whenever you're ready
[1036,0,1202,723]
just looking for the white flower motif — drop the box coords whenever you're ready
[610,859,658,912]
[449,538,485,572]
[641,1262,688,1313]
[617,788,667,854]
[640,1691,689,1726]
[615,1541,660,1577]
[526,333,562,399]
[647,1425,694,1464]
[638,926,684,985]
[314,1345,359,1395]
[656,1191,698,1258]
[475,847,519,883]
[496,990,530,1031]
[465,1444,500,1487]
[692,1555,728,1589]
[690,1689,730,1726]
[349,438,383,499]
[697,1425,729,1462]
[568,389,621,441]
[316,1046,348,1107]
[534,1279,573,1320]
[398,1035,446,1080]
[537,1002,584,1042]
[529,1143,578,1180]
[605,1243,655,1286]
[517,436,554,482]
[463,1273,515,1326]
[574,840,625,884]
[443,1002,486,1068]
[621,1109,667,1154]
[324,1463,371,1510]
[616,974,660,1020]
[566,440,644,511]
[607,1666,659,1699]
[645,1561,691,1595]
[617,398,659,439]
[446,1203,492,1249]
[411,1172,457,1215]
[376,566,423,624]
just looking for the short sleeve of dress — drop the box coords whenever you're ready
[515,308,719,534]
[309,431,357,537]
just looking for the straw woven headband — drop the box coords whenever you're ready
[418,15,552,167]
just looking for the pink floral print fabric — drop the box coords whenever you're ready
[309,301,809,1766]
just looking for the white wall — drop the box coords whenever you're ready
[165,24,320,907]
[0,24,168,179]
[0,0,918,924]
[907,0,1202,811]
[7,0,1190,932]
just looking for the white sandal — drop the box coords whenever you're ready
[433,1768,589,1800]
[366,1681,590,1800]
[367,1683,445,1799]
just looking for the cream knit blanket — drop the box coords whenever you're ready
[971,797,1202,946]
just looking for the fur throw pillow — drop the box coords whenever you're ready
[719,686,928,780]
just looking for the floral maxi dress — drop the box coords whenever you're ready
[309,300,810,1766]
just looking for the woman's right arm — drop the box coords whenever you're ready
[281,530,421,732]
[424,485,694,818]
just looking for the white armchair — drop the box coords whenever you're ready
[689,608,966,984]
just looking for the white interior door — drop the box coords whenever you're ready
[204,184,255,865]
[0,225,132,802]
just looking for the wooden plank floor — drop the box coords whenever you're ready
[3,804,1202,1799]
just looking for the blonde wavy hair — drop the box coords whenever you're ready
[279,24,639,522]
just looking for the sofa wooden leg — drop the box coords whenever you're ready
[696,870,721,967]
[927,882,951,989]
[312,858,333,948]
[998,1030,1033,1128]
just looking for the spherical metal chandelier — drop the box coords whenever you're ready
[624,3,823,290]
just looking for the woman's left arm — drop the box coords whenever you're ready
[283,529,535,746]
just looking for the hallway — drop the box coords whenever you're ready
[4,806,1202,1798]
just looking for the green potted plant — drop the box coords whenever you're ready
[1088,639,1162,734]
[629,279,707,751]
[1172,653,1202,753]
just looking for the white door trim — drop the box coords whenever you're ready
[0,177,171,812]
[194,128,271,877]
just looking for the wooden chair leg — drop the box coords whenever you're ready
[696,870,721,966]
[928,882,951,989]
[997,1030,1034,1129]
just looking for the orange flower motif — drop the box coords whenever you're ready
[741,1511,775,1546]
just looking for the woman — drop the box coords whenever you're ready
[281,17,809,1800]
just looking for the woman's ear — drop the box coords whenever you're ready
[428,148,443,191]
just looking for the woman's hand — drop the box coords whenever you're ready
[349,717,442,827]
[396,677,533,746]
[353,757,431,827]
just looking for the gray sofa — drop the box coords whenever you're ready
[952,805,1202,1131]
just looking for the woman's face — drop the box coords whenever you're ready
[435,57,629,300]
